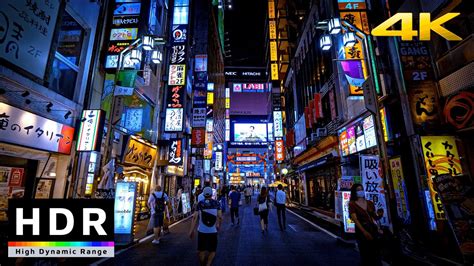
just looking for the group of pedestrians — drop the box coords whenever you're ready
[148,181,289,266]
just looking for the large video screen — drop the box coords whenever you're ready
[234,123,267,142]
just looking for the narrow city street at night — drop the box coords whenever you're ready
[1,0,473,265]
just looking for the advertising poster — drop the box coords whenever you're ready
[342,191,356,233]
[110,28,138,41]
[421,136,462,221]
[433,174,474,255]
[347,127,356,154]
[165,108,184,132]
[35,179,54,199]
[8,168,24,187]
[114,182,137,234]
[339,131,349,156]
[360,155,390,226]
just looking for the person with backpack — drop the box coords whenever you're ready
[147,185,169,244]
[189,187,222,266]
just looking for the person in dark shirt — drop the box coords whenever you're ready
[228,186,241,225]
[349,183,383,266]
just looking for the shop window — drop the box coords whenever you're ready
[48,11,85,100]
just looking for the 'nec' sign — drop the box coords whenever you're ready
[9,199,114,242]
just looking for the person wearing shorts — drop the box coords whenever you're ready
[189,187,222,266]
[147,186,169,244]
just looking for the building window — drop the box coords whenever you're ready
[48,12,84,100]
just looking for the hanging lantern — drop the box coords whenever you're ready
[130,48,142,63]
[142,35,154,51]
[319,35,332,51]
[151,50,162,64]
[343,31,357,47]
[328,17,342,35]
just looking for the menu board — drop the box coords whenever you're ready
[338,115,377,156]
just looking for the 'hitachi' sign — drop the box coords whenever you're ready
[241,72,261,76]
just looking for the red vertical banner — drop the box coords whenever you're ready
[304,107,311,129]
[275,139,285,161]
[309,100,316,124]
[314,93,323,119]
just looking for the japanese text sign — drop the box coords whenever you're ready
[123,137,157,169]
[0,103,74,154]
[168,64,186,86]
[0,0,61,79]
[76,109,105,152]
[275,139,285,161]
[360,155,390,225]
[168,139,183,166]
[421,136,462,220]
[164,108,183,132]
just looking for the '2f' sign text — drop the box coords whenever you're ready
[372,13,462,41]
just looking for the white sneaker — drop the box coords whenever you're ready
[152,239,160,245]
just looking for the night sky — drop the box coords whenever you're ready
[224,0,267,67]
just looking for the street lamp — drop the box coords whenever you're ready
[319,34,332,51]
[328,17,342,35]
[343,31,357,47]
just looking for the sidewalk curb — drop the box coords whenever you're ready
[91,215,193,266]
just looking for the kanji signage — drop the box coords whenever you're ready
[76,110,105,152]
[192,108,206,127]
[275,139,285,161]
[0,103,74,154]
[271,63,279,80]
[123,137,157,169]
[168,139,183,166]
[164,108,183,132]
[360,155,390,226]
[171,25,187,43]
[0,0,61,79]
[191,128,205,147]
[168,64,186,86]
[389,157,410,223]
[110,28,138,41]
[421,136,462,220]
[269,20,276,39]
[270,41,277,61]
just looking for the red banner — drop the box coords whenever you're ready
[314,93,323,120]
[275,139,285,161]
[304,107,312,129]
[191,128,205,146]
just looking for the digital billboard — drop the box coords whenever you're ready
[234,123,267,142]
[230,89,270,116]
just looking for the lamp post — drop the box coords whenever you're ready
[319,18,393,227]
[102,36,165,189]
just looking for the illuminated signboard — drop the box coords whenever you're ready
[166,85,185,108]
[168,139,183,165]
[207,92,214,105]
[275,139,285,161]
[191,128,205,147]
[341,191,355,233]
[112,16,139,26]
[338,114,377,156]
[206,118,214,132]
[271,63,279,80]
[192,108,206,127]
[164,108,183,132]
[215,151,223,171]
[234,123,267,142]
[110,28,138,41]
[170,44,186,64]
[421,136,462,221]
[0,103,74,154]
[269,20,277,39]
[268,0,275,19]
[168,64,186,85]
[114,182,137,234]
[123,137,157,168]
[207,83,214,91]
[76,110,105,152]
[195,54,208,71]
[337,0,367,10]
[273,111,283,138]
[171,25,187,43]
[114,3,141,15]
[270,41,278,61]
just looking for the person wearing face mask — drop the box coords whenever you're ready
[348,183,383,266]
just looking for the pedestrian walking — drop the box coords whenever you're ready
[275,184,287,231]
[147,185,169,244]
[244,185,252,204]
[189,187,222,266]
[257,186,272,234]
[349,183,383,266]
[228,185,241,225]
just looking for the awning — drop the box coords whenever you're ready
[297,154,334,172]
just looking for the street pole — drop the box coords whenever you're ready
[341,21,394,228]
